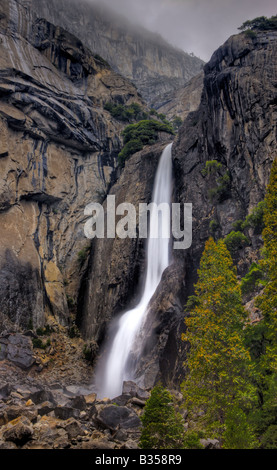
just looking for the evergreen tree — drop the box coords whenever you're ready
[246,159,277,447]
[222,407,257,449]
[139,384,185,449]
[182,238,256,441]
[256,159,277,372]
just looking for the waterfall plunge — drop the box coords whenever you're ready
[95,143,173,399]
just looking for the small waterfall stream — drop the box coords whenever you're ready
[96,143,173,398]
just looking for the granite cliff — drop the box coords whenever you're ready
[0,0,144,332]
[77,28,277,388]
[173,28,277,295]
[0,0,276,399]
[30,0,204,107]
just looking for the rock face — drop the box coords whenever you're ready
[80,29,277,388]
[152,72,204,122]
[30,0,204,106]
[0,0,143,331]
[77,140,174,343]
[1,0,277,399]
[173,30,277,297]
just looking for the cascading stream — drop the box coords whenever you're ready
[96,143,173,398]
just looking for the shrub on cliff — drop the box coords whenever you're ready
[242,201,266,234]
[224,231,249,255]
[104,102,148,122]
[238,15,277,32]
[118,119,174,167]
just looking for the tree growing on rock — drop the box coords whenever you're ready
[238,15,277,32]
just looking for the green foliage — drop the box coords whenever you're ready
[122,119,174,145]
[32,337,51,350]
[248,376,277,446]
[83,344,92,362]
[244,29,258,39]
[255,159,277,371]
[201,160,222,177]
[244,321,268,363]
[208,171,231,203]
[242,201,266,234]
[69,325,80,339]
[260,425,277,449]
[139,384,185,449]
[182,238,256,438]
[118,119,174,167]
[241,262,265,295]
[238,15,277,32]
[243,159,277,446]
[183,430,204,449]
[36,325,52,336]
[118,139,144,167]
[67,295,76,309]
[222,407,257,449]
[172,115,183,131]
[224,231,249,255]
[209,219,220,234]
[104,102,146,123]
[185,295,201,313]
[78,246,90,267]
[232,219,244,232]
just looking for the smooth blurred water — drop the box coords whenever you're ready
[96,143,173,398]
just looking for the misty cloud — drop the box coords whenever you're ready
[89,0,276,61]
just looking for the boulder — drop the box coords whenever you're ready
[0,383,12,400]
[67,395,87,411]
[37,401,55,417]
[31,415,69,449]
[6,405,38,423]
[29,389,56,406]
[84,393,96,405]
[2,416,33,445]
[0,334,35,369]
[54,405,80,421]
[60,418,85,440]
[122,381,150,400]
[96,405,141,432]
[79,438,116,450]
[200,438,221,449]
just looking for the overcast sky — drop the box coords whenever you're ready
[91,0,276,61]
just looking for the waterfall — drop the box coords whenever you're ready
[95,143,173,398]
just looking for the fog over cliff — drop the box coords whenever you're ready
[90,0,277,61]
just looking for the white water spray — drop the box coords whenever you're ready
[96,143,173,398]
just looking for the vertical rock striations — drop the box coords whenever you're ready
[81,29,277,388]
[173,29,277,296]
[0,0,143,331]
[30,0,204,106]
